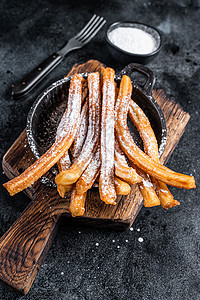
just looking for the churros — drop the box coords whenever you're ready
[69,188,86,217]
[115,75,195,189]
[128,100,161,207]
[76,145,101,195]
[57,152,72,198]
[115,177,131,195]
[58,100,89,198]
[3,74,84,196]
[55,72,101,185]
[70,99,89,162]
[3,67,195,218]
[99,68,116,205]
[115,140,142,185]
[129,99,180,208]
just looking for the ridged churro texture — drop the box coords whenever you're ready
[3,68,195,218]
[115,75,195,190]
[129,99,179,208]
[3,74,84,196]
[55,72,101,186]
[99,68,116,205]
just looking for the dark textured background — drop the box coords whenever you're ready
[0,0,199,299]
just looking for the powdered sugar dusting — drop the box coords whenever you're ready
[142,179,153,188]
[71,99,89,161]
[67,72,101,175]
[76,145,101,192]
[99,69,116,202]
[6,74,83,194]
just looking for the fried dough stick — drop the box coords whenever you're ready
[68,100,92,216]
[3,74,84,196]
[57,100,89,198]
[57,153,72,198]
[70,99,89,162]
[76,144,131,197]
[130,164,161,207]
[68,73,101,216]
[76,145,101,195]
[114,177,131,195]
[55,72,101,185]
[115,75,195,189]
[115,140,142,185]
[69,188,87,217]
[114,78,159,206]
[99,67,116,205]
[129,100,180,209]
[69,146,100,217]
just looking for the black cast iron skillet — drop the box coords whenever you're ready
[27,63,167,187]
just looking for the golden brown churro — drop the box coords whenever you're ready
[76,145,101,195]
[57,152,72,198]
[129,99,180,208]
[55,72,101,185]
[115,75,195,189]
[128,100,160,207]
[69,188,87,217]
[57,99,89,198]
[115,177,131,195]
[115,140,142,185]
[99,68,116,205]
[4,74,84,196]
[70,99,89,162]
[3,67,195,217]
[133,165,160,207]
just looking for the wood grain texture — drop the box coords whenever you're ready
[0,60,190,294]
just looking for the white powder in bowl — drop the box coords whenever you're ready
[108,27,157,55]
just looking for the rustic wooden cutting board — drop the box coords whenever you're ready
[0,60,190,294]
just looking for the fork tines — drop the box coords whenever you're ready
[75,14,106,44]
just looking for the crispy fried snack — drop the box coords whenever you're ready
[115,177,131,195]
[129,99,180,209]
[132,165,160,207]
[76,145,101,195]
[3,74,84,196]
[69,188,87,217]
[57,152,72,198]
[81,80,89,105]
[55,72,101,185]
[70,99,89,162]
[128,100,160,207]
[70,142,101,217]
[115,75,195,189]
[57,99,89,198]
[115,140,142,185]
[76,145,132,197]
[99,68,117,205]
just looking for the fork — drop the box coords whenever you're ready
[12,14,106,98]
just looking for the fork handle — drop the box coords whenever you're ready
[12,53,63,98]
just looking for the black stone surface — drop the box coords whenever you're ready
[0,0,199,299]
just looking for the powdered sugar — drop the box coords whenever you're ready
[109,27,157,55]
[142,179,153,188]
[99,69,116,203]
